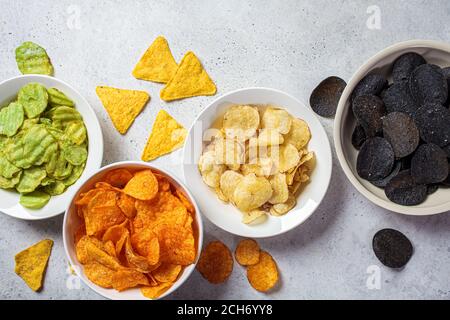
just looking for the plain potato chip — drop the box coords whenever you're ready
[196,241,233,284]
[223,105,260,141]
[242,210,268,225]
[234,174,273,212]
[96,86,150,134]
[240,157,275,177]
[246,251,279,292]
[15,239,53,291]
[123,170,158,201]
[219,170,243,204]
[262,107,292,134]
[268,173,289,204]
[284,118,311,150]
[132,36,178,83]
[160,51,216,101]
[235,239,261,266]
[15,41,53,75]
[257,129,284,146]
[141,110,187,161]
[214,138,245,167]
[270,194,296,216]
[269,143,300,173]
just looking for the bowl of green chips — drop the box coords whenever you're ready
[0,75,103,220]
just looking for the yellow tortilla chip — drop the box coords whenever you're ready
[141,110,187,161]
[160,51,216,101]
[132,36,178,83]
[96,86,150,134]
[14,239,53,291]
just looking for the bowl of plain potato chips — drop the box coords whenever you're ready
[183,87,332,238]
[0,75,103,220]
[63,161,203,300]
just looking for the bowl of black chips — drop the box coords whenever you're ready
[335,40,450,215]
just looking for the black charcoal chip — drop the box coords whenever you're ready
[357,137,395,181]
[385,170,427,206]
[309,76,347,118]
[411,143,449,184]
[441,166,450,187]
[400,154,413,170]
[409,64,448,105]
[442,67,450,107]
[414,103,450,147]
[372,228,413,268]
[351,124,366,150]
[382,82,418,116]
[352,95,386,137]
[392,52,426,83]
[371,161,401,188]
[427,184,439,195]
[442,144,450,158]
[351,73,388,101]
[382,112,419,158]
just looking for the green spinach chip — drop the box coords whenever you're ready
[15,41,54,75]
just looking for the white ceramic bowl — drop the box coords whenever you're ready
[0,75,103,220]
[63,161,203,300]
[335,40,450,215]
[183,87,332,238]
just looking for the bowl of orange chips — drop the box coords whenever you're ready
[63,161,203,300]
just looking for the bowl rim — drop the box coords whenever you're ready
[182,86,333,238]
[334,39,450,216]
[62,160,204,300]
[0,74,104,220]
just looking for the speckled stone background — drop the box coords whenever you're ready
[1,0,450,300]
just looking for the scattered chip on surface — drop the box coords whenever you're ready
[15,41,54,75]
[309,76,346,118]
[246,251,279,292]
[15,239,53,291]
[352,94,386,137]
[351,73,387,101]
[357,137,394,181]
[385,170,427,206]
[96,86,150,134]
[160,51,216,101]
[141,110,187,161]
[383,112,419,158]
[132,36,178,83]
[372,228,413,268]
[235,239,261,266]
[392,52,426,83]
[196,241,233,284]
[411,144,448,185]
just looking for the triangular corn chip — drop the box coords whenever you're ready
[141,110,187,161]
[15,239,53,291]
[160,51,216,101]
[96,86,150,134]
[132,36,178,83]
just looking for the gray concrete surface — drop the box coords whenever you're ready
[1,0,450,300]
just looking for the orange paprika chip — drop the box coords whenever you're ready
[84,262,115,288]
[117,193,137,219]
[123,170,158,201]
[196,241,233,284]
[104,169,133,188]
[246,251,279,292]
[152,263,182,283]
[141,282,173,299]
[112,269,149,291]
[235,239,260,266]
